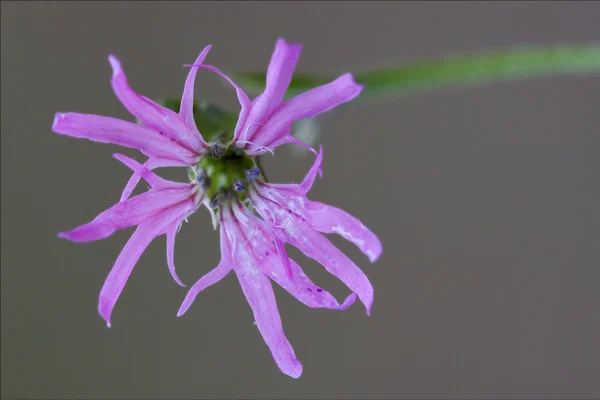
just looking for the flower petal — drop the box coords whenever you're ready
[52,112,196,163]
[108,55,205,152]
[270,254,356,310]
[113,154,189,190]
[119,158,189,202]
[165,222,186,287]
[241,38,302,142]
[305,202,382,263]
[58,186,193,243]
[265,145,323,195]
[186,63,251,143]
[232,202,350,310]
[234,256,302,378]
[98,205,187,327]
[177,224,233,317]
[248,73,364,149]
[250,192,373,314]
[180,45,212,133]
[285,222,374,315]
[274,236,294,281]
[223,204,301,378]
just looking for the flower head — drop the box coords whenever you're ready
[178,147,381,378]
[53,39,380,379]
[58,154,205,327]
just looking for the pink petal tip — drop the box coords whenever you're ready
[107,55,122,78]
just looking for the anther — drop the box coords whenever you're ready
[232,179,245,192]
[196,170,211,191]
[244,167,260,181]
[221,189,234,200]
[210,143,226,158]
[209,193,221,209]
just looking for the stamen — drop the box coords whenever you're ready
[244,167,260,181]
[209,193,221,209]
[221,189,234,201]
[196,170,211,191]
[210,143,226,158]
[232,179,245,192]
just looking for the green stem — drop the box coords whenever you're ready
[232,43,600,98]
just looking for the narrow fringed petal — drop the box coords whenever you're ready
[98,206,187,327]
[108,55,205,152]
[177,223,233,317]
[250,191,374,314]
[58,187,193,243]
[119,158,189,202]
[268,255,357,310]
[283,221,373,315]
[266,145,323,195]
[225,204,302,378]
[241,38,302,142]
[258,145,381,262]
[232,203,353,310]
[274,236,294,281]
[235,266,303,378]
[249,74,363,150]
[165,222,186,287]
[52,112,196,163]
[113,154,190,190]
[185,63,252,142]
[305,202,382,263]
[180,45,212,134]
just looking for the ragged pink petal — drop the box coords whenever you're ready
[241,39,302,143]
[52,113,196,164]
[119,158,189,202]
[180,45,212,133]
[98,205,188,327]
[113,154,190,190]
[248,73,364,150]
[305,202,382,263]
[165,222,186,287]
[221,204,301,378]
[274,236,294,281]
[266,145,323,194]
[223,217,301,378]
[249,191,374,315]
[283,221,374,315]
[235,265,303,378]
[177,225,233,317]
[231,203,351,310]
[185,63,251,142]
[108,55,205,152]
[58,186,193,243]
[340,293,358,310]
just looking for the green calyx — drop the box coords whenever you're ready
[188,145,258,204]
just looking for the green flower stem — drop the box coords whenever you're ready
[231,43,600,98]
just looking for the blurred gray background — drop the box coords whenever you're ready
[2,1,599,399]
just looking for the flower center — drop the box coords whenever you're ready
[189,143,259,207]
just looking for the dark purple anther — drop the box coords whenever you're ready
[244,167,260,181]
[209,193,221,209]
[232,179,245,192]
[196,170,211,191]
[210,143,226,158]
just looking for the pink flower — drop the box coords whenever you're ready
[58,154,205,328]
[53,39,378,378]
[52,45,214,202]
[189,38,364,156]
[178,147,381,378]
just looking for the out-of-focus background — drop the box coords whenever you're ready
[2,2,599,399]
